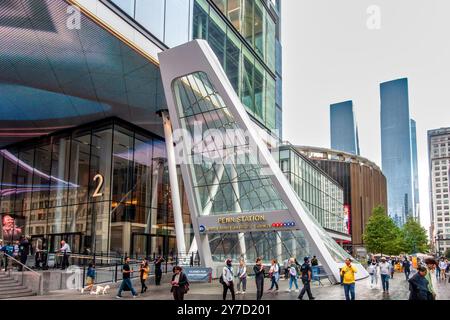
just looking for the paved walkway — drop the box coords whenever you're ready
[8,270,449,300]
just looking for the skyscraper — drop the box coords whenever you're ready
[380,78,415,226]
[410,119,420,221]
[428,128,450,255]
[330,100,360,155]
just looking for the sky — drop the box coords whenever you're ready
[281,0,450,232]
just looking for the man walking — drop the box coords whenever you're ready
[221,258,235,300]
[340,258,357,300]
[18,236,30,271]
[298,257,315,300]
[58,240,71,270]
[116,257,138,298]
[379,257,391,294]
[253,258,265,300]
[402,256,411,281]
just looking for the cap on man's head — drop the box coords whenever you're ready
[304,256,309,262]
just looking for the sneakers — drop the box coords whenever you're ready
[242,291,246,295]
[81,288,84,294]
[133,295,137,298]
[236,291,241,295]
[287,289,291,292]
[116,296,122,299]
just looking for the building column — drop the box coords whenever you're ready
[230,161,246,261]
[276,232,283,262]
[159,110,186,256]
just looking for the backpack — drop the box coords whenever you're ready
[219,275,224,284]
[289,266,297,277]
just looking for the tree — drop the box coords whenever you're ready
[444,248,450,260]
[363,206,399,256]
[400,217,429,254]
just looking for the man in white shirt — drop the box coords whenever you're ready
[439,258,447,280]
[58,240,71,270]
[222,258,235,300]
[379,257,392,294]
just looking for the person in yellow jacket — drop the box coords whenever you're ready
[340,258,357,300]
[139,259,150,293]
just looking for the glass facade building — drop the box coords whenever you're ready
[380,78,415,226]
[410,119,420,221]
[276,145,346,234]
[330,100,360,156]
[0,118,192,258]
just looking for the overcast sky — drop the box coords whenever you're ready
[282,0,450,232]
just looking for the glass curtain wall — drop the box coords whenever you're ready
[193,0,277,134]
[0,119,191,259]
[278,146,347,234]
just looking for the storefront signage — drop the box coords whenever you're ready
[197,211,297,234]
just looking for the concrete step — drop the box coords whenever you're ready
[0,290,36,299]
[0,279,17,285]
[0,285,29,293]
[0,283,23,290]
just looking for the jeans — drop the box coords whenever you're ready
[289,276,299,290]
[381,274,390,291]
[404,269,410,280]
[237,277,247,292]
[436,268,440,279]
[269,275,279,290]
[343,283,355,300]
[370,274,377,285]
[117,278,137,297]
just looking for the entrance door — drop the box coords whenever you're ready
[131,233,150,259]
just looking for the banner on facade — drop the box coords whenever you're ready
[183,267,212,282]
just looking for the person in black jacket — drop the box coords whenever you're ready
[18,236,30,271]
[253,258,265,300]
[154,256,165,286]
[408,266,431,300]
[171,266,189,301]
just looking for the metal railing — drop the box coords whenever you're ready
[2,253,43,295]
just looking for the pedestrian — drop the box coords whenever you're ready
[283,258,289,280]
[267,259,280,292]
[139,259,149,293]
[221,258,235,300]
[340,258,357,300]
[408,266,432,300]
[154,256,164,286]
[236,259,247,295]
[116,257,138,298]
[424,258,437,300]
[402,256,411,281]
[298,256,315,300]
[57,240,71,270]
[18,236,30,271]
[253,258,265,300]
[0,240,4,270]
[367,259,378,289]
[390,256,395,279]
[81,263,96,293]
[379,257,391,294]
[311,256,318,267]
[171,266,189,301]
[287,258,299,292]
[438,258,447,281]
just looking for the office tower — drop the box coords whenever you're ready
[380,78,414,226]
[330,101,360,155]
[410,119,420,221]
[428,128,450,255]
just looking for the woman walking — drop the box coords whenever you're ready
[139,259,150,293]
[287,258,299,292]
[236,259,247,295]
[268,259,280,292]
[81,263,96,293]
[367,259,378,289]
[221,258,235,300]
[171,266,189,300]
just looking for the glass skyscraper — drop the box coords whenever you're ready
[380,78,415,225]
[410,119,420,221]
[330,100,360,156]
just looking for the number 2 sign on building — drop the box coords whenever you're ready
[92,174,104,198]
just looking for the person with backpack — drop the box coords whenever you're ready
[298,256,315,300]
[253,258,265,300]
[287,258,299,292]
[236,259,247,295]
[268,259,280,292]
[171,266,189,301]
[367,259,378,289]
[221,258,235,300]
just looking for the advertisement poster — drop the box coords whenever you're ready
[343,205,351,235]
[1,214,25,243]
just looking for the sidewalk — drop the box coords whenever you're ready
[9,270,446,300]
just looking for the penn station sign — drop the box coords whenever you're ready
[197,211,297,234]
